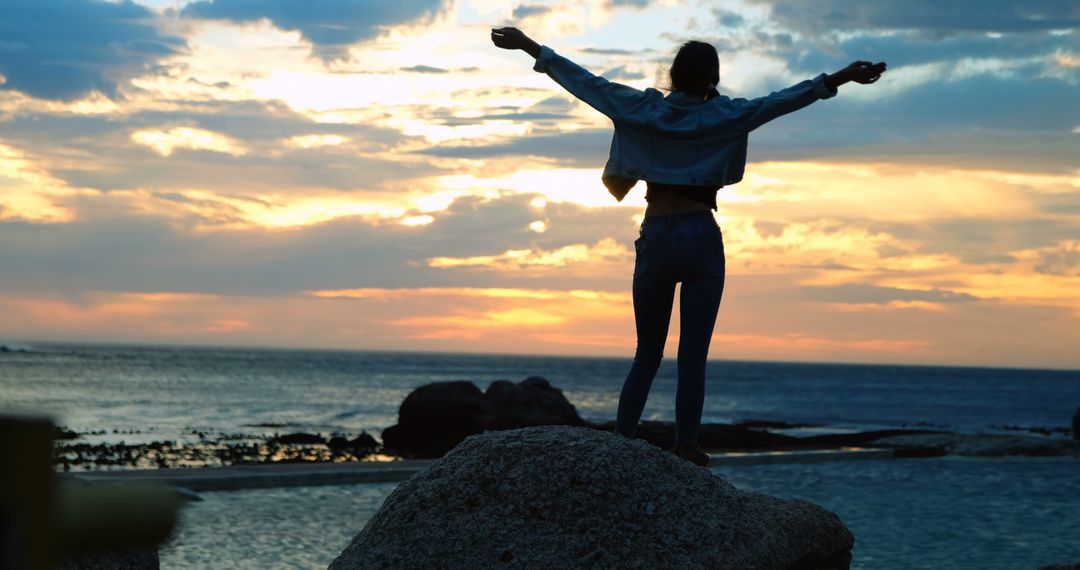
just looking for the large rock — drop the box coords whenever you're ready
[331,426,853,569]
[381,377,585,458]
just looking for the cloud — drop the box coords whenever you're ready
[131,126,246,156]
[801,283,980,305]
[0,0,186,100]
[1033,240,1080,276]
[427,238,631,270]
[181,0,449,62]
[415,129,610,166]
[713,9,747,28]
[0,191,640,296]
[601,65,646,81]
[512,4,553,19]
[579,47,652,56]
[0,98,424,192]
[750,0,1080,35]
[400,64,449,73]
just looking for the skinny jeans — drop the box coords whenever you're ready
[615,210,726,445]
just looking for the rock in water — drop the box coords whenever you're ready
[330,426,853,570]
[381,378,585,458]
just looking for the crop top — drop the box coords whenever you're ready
[644,182,720,210]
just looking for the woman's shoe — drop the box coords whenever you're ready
[670,443,710,467]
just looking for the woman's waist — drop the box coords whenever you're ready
[644,181,718,216]
[639,208,719,231]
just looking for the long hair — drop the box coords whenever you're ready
[669,41,720,101]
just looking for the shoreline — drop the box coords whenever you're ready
[68,447,905,493]
[54,421,1078,491]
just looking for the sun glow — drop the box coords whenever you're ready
[131,127,246,157]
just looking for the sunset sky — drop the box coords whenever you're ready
[1,1,1078,368]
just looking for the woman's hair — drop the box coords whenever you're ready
[669,41,720,100]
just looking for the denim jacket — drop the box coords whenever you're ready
[532,46,837,201]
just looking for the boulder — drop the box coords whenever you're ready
[331,426,853,570]
[484,376,585,429]
[328,432,379,454]
[381,378,584,458]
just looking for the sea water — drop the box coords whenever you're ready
[2,343,1078,440]
[2,343,1078,568]
[163,457,1080,569]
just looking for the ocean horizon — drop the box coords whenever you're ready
[4,341,1079,444]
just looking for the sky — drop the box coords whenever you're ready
[0,0,1078,368]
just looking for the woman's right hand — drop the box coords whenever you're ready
[843,60,887,84]
[825,60,886,90]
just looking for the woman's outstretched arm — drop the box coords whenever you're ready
[728,59,887,132]
[490,27,649,122]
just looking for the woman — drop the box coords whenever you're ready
[491,27,885,466]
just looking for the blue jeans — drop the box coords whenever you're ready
[615,211,726,445]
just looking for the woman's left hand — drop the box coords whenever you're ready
[490,27,541,58]
[491,27,531,50]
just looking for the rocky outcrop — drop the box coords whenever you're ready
[381,377,585,458]
[591,421,940,452]
[872,433,1080,457]
[331,426,853,570]
[1039,562,1080,570]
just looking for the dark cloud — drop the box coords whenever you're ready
[601,65,646,81]
[401,65,449,73]
[0,98,426,192]
[713,9,747,28]
[0,0,186,101]
[768,28,1078,73]
[182,0,448,62]
[398,64,480,74]
[1035,244,1080,276]
[0,192,638,295]
[749,0,1080,35]
[512,5,552,19]
[579,47,652,55]
[879,217,1080,263]
[743,72,1080,174]
[802,283,980,304]
[414,129,610,166]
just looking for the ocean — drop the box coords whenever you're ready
[2,343,1079,569]
[3,343,1078,442]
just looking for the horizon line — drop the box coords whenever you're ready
[6,338,1079,374]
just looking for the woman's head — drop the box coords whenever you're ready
[669,41,720,100]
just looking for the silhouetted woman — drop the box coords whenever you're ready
[492,27,885,466]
